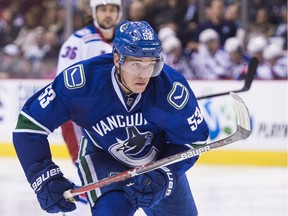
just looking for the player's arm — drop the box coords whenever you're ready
[162,104,209,177]
[13,77,77,213]
[13,80,71,171]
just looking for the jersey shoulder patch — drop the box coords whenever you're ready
[167,81,190,110]
[63,64,86,89]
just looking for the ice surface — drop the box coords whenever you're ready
[0,158,286,216]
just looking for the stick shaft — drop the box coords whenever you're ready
[64,93,251,198]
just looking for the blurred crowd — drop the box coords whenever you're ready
[0,0,287,79]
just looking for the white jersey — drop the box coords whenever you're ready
[56,24,114,216]
[57,23,113,74]
[191,45,231,79]
[222,58,248,80]
[270,56,288,79]
[163,53,195,80]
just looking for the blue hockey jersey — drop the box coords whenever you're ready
[13,53,209,178]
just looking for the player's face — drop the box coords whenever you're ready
[115,55,155,94]
[95,5,119,29]
[206,39,220,54]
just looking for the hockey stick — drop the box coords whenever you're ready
[196,57,258,100]
[63,92,251,200]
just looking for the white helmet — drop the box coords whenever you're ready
[224,37,242,53]
[90,0,122,31]
[158,27,176,42]
[247,36,267,55]
[162,36,181,53]
[199,29,219,43]
[263,43,284,60]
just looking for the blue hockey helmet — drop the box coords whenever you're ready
[113,21,163,76]
[113,21,162,58]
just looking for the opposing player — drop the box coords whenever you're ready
[57,2,122,215]
[13,21,209,215]
[57,0,122,163]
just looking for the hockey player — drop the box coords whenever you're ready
[13,21,209,216]
[57,0,122,163]
[57,2,122,215]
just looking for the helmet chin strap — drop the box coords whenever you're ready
[116,67,134,96]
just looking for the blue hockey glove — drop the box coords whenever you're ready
[26,159,77,213]
[124,166,177,208]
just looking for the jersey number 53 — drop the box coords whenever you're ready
[187,107,204,131]
[38,84,56,108]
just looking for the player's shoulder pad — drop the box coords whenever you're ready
[157,64,192,110]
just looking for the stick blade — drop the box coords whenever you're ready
[230,92,251,137]
[243,57,258,91]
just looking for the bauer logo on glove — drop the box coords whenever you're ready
[31,167,62,192]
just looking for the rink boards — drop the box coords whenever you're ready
[0,79,287,166]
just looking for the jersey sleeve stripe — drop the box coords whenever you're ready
[84,39,102,44]
[13,128,49,135]
[16,111,52,134]
[185,140,207,149]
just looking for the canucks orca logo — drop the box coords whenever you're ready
[109,126,158,167]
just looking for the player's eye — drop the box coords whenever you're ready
[147,63,155,68]
[132,62,141,68]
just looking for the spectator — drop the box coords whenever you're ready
[180,0,198,48]
[248,0,268,22]
[223,37,248,80]
[224,3,240,27]
[274,6,287,49]
[191,28,230,79]
[158,26,177,42]
[0,44,31,78]
[37,30,59,79]
[195,0,238,46]
[13,10,40,55]
[133,0,157,29]
[247,35,272,79]
[246,7,276,42]
[127,0,146,21]
[263,43,287,79]
[162,35,195,80]
[0,0,286,80]
[23,27,60,78]
[0,7,21,47]
[152,0,188,32]
[23,26,49,60]
[141,0,178,32]
[247,36,267,60]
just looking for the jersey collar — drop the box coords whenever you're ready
[111,67,142,112]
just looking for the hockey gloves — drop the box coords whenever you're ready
[26,159,76,213]
[124,166,177,208]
